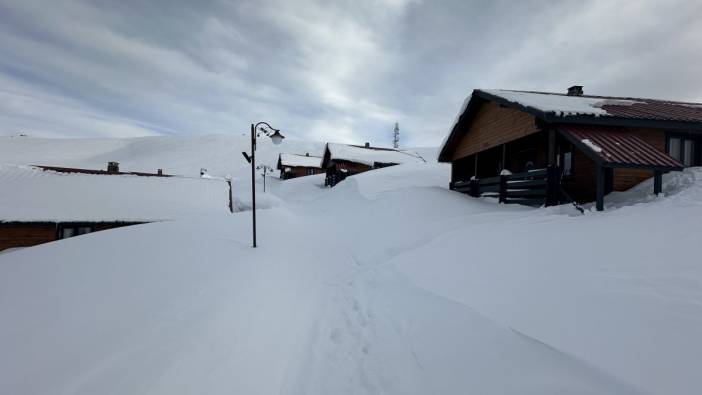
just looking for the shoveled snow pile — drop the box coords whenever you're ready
[326,143,426,167]
[0,137,701,395]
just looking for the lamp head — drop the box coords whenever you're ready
[268,129,285,145]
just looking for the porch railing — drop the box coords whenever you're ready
[450,166,561,207]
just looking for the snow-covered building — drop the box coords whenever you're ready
[276,153,324,180]
[0,164,232,251]
[438,86,701,210]
[321,142,426,187]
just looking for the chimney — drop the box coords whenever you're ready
[364,142,370,148]
[305,152,309,156]
[107,161,119,173]
[157,169,163,175]
[567,85,584,96]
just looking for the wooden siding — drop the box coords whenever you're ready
[564,149,598,202]
[330,161,373,173]
[0,223,56,251]
[281,166,324,179]
[451,101,539,161]
[0,222,144,251]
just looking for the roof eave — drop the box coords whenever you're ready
[545,113,702,130]
[438,92,487,162]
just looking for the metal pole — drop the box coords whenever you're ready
[251,123,257,247]
[263,170,266,193]
[227,179,233,213]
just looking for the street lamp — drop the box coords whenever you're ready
[241,122,285,248]
[256,164,275,193]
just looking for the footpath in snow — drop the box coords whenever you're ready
[0,136,701,394]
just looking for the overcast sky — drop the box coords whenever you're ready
[1,0,701,146]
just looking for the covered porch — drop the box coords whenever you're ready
[450,125,683,210]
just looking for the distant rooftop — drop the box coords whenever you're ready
[325,143,426,167]
[277,153,323,169]
[0,164,230,222]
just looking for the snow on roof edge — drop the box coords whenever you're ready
[327,143,426,167]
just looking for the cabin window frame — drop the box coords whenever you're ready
[666,131,700,167]
[57,223,95,239]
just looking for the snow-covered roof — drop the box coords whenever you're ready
[438,88,702,162]
[481,89,642,117]
[278,153,322,168]
[325,143,426,167]
[0,164,231,222]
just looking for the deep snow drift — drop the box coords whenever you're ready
[0,135,701,395]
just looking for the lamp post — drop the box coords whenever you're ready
[241,122,285,248]
[256,164,275,193]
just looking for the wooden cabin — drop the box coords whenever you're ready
[321,142,426,187]
[0,163,232,252]
[276,153,324,180]
[437,86,702,210]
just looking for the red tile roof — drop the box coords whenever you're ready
[558,125,683,169]
[599,100,702,123]
[482,89,702,123]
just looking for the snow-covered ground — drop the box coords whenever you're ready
[0,135,700,394]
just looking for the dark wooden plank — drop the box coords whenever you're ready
[506,179,546,188]
[480,185,501,193]
[479,176,502,185]
[505,168,548,179]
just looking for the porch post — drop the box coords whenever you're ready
[654,170,663,195]
[548,129,556,166]
[596,165,605,211]
[474,152,478,178]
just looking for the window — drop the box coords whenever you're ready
[683,139,694,167]
[58,225,94,239]
[307,168,315,175]
[562,151,573,176]
[667,134,698,167]
[667,137,681,161]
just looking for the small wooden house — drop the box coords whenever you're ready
[438,86,701,210]
[321,142,426,187]
[0,163,232,251]
[276,153,324,180]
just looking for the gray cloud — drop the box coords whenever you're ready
[0,0,700,146]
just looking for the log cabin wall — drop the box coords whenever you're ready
[0,223,56,251]
[285,166,324,179]
[331,161,373,174]
[451,101,539,161]
[0,222,144,251]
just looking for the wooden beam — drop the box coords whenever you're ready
[548,129,556,166]
[501,144,506,171]
[474,152,478,178]
[596,165,605,211]
[654,170,663,195]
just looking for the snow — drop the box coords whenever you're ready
[278,153,322,168]
[439,89,641,159]
[1,135,701,395]
[0,164,230,222]
[482,90,641,117]
[581,138,603,153]
[326,143,426,167]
